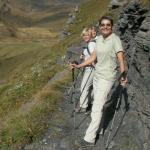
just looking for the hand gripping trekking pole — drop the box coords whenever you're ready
[68,61,80,138]
[68,61,83,103]
[67,59,84,97]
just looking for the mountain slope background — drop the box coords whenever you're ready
[0,0,72,80]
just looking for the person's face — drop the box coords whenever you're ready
[82,32,91,42]
[99,19,112,38]
[91,28,97,38]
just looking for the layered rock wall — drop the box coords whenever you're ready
[111,1,150,149]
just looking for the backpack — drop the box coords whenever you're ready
[82,39,96,56]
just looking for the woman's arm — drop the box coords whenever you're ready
[117,51,128,84]
[117,51,125,73]
[71,51,97,69]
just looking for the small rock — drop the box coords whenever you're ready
[108,141,116,149]
[42,138,47,143]
[53,126,63,132]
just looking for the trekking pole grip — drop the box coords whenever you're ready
[72,68,75,82]
[118,71,127,82]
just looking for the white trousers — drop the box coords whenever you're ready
[84,77,114,143]
[80,68,94,109]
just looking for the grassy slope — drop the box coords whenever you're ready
[9,5,70,29]
[0,40,57,80]
[0,0,149,148]
[0,2,68,146]
[0,1,71,81]
[141,0,150,7]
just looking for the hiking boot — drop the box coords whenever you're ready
[75,107,86,113]
[77,139,95,149]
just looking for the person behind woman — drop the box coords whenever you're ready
[91,26,98,41]
[70,16,127,146]
[75,27,96,113]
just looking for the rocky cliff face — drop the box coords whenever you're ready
[108,1,150,150]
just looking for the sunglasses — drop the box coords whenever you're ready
[82,34,90,37]
[100,23,112,27]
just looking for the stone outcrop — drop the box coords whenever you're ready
[109,0,128,9]
[110,1,150,149]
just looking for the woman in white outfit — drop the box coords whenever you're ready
[76,28,96,113]
[71,16,127,146]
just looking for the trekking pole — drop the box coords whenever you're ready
[105,84,124,149]
[70,68,75,103]
[71,68,76,124]
[105,71,127,148]
[71,68,77,143]
[68,61,83,103]
[68,69,83,103]
[71,67,94,117]
[67,57,85,95]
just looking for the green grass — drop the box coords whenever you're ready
[0,70,71,147]
[0,40,54,80]
[141,0,150,8]
[0,36,69,147]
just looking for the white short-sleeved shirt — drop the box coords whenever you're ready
[83,41,96,60]
[95,33,124,81]
[83,41,96,70]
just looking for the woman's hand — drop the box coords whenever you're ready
[80,54,84,60]
[68,51,97,70]
[120,77,128,86]
[91,62,96,68]
[69,62,79,70]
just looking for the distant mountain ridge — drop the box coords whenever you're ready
[0,0,81,39]
[10,0,81,11]
[10,0,57,11]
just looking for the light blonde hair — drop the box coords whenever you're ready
[81,27,91,37]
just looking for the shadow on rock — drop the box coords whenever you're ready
[96,84,130,143]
